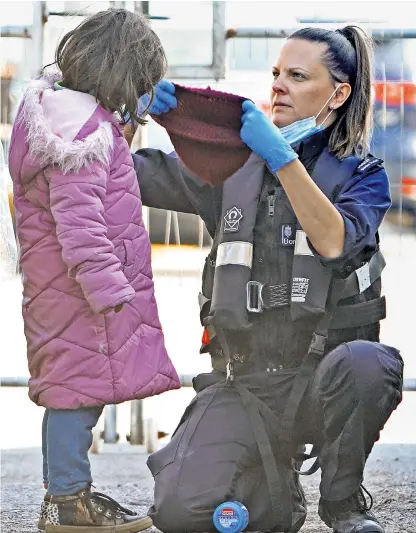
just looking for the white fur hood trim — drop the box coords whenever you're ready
[19,68,114,174]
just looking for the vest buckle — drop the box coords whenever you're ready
[308,333,327,358]
[226,360,235,386]
[246,281,264,313]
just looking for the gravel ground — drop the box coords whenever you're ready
[1,443,415,533]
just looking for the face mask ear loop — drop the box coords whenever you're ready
[317,107,335,128]
[315,85,339,126]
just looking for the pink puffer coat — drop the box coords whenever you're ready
[8,69,180,409]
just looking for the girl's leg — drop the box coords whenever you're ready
[45,406,152,531]
[47,407,103,496]
[38,409,51,530]
[42,408,49,488]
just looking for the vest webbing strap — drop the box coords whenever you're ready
[277,294,339,451]
[331,296,386,330]
[276,253,386,450]
[333,249,385,300]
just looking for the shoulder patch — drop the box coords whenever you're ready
[356,155,383,174]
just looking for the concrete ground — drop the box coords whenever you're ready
[1,443,415,533]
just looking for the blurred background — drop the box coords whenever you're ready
[1,1,415,451]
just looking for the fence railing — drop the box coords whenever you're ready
[0,374,196,453]
[1,375,415,453]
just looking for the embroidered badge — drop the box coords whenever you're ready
[280,223,296,246]
[224,206,243,233]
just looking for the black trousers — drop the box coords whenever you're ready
[211,340,403,501]
[292,340,403,500]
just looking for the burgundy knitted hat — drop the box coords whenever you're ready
[151,84,252,186]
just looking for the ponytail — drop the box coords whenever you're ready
[332,26,374,157]
[289,25,374,158]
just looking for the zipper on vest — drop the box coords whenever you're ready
[267,191,276,217]
[265,187,284,367]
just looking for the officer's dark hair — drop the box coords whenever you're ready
[289,25,373,159]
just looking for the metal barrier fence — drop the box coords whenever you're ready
[3,376,415,390]
[0,374,196,453]
[2,375,415,453]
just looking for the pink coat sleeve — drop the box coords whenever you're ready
[44,162,135,314]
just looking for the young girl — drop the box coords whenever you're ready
[8,9,180,532]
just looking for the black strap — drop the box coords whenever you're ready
[333,249,386,300]
[277,252,384,450]
[330,296,386,330]
[295,457,321,476]
[293,444,321,476]
[245,288,386,328]
[278,287,340,451]
[278,338,326,451]
[236,384,293,532]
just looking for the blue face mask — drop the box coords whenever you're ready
[279,85,339,146]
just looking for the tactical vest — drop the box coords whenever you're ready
[200,148,386,374]
[193,149,387,532]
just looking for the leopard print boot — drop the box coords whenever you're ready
[44,488,152,532]
[38,492,51,530]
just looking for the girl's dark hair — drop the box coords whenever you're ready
[46,8,167,128]
[289,25,374,158]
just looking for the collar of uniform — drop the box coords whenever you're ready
[293,125,333,163]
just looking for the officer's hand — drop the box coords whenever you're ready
[139,79,178,116]
[240,100,298,172]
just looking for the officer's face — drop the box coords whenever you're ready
[270,38,342,127]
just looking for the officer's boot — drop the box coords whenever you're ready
[44,487,152,532]
[318,486,384,533]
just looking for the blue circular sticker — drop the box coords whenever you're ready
[213,501,249,533]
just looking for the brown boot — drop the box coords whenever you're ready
[38,492,51,530]
[44,488,152,532]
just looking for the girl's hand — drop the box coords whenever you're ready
[100,304,124,316]
[240,100,298,172]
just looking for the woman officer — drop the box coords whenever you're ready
[132,26,403,533]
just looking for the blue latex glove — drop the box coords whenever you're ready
[138,79,178,116]
[240,100,298,172]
